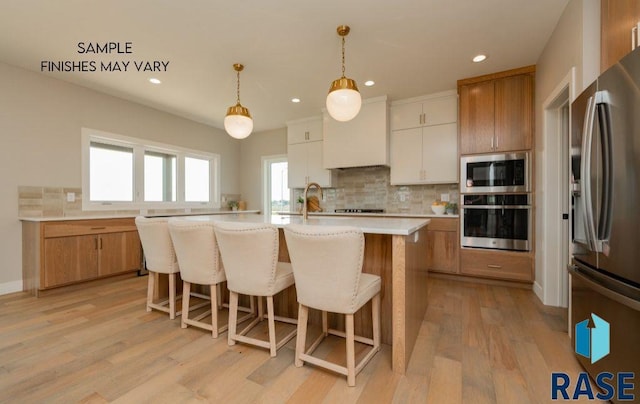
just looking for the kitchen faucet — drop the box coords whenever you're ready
[302,182,323,222]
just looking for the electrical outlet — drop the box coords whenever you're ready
[399,194,406,202]
[66,192,75,202]
[441,193,450,202]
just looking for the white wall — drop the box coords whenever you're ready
[0,62,241,291]
[534,0,600,306]
[239,127,287,211]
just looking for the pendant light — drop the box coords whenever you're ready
[224,63,253,139]
[326,25,361,122]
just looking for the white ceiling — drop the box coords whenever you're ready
[0,0,569,133]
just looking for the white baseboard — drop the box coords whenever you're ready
[533,281,544,304]
[0,280,23,296]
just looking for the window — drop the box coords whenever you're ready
[262,155,290,216]
[82,128,220,210]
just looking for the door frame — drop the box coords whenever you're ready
[536,67,575,308]
[261,154,289,217]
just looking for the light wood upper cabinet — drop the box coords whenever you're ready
[458,66,534,155]
[323,96,389,169]
[601,0,640,72]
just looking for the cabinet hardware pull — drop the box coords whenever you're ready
[94,237,98,250]
[495,136,499,149]
[91,227,106,230]
[487,264,502,269]
[99,237,103,249]
[491,137,494,150]
[633,25,639,51]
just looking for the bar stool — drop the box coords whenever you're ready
[283,224,381,387]
[214,222,297,357]
[135,216,180,319]
[169,219,245,338]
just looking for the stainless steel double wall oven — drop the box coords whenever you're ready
[460,152,532,251]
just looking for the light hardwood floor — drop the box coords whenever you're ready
[0,275,600,403]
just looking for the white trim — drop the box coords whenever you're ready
[0,280,23,296]
[262,154,288,217]
[536,67,575,307]
[389,89,457,106]
[81,127,221,211]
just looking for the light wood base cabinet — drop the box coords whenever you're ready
[460,248,533,282]
[23,218,142,295]
[425,218,459,274]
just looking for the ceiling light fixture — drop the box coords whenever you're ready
[149,78,161,84]
[291,98,301,103]
[472,54,487,63]
[326,25,361,122]
[364,80,375,87]
[224,63,253,139]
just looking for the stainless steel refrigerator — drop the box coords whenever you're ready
[570,47,640,401]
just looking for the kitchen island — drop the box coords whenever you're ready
[175,213,430,374]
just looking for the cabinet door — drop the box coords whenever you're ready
[494,74,533,152]
[98,232,141,276]
[459,81,495,154]
[306,140,333,187]
[390,102,423,131]
[422,95,457,126]
[426,230,459,273]
[305,118,323,142]
[390,128,423,184]
[287,121,309,144]
[287,142,308,188]
[601,0,640,72]
[422,123,458,183]
[43,235,98,288]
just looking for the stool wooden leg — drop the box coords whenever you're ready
[346,314,356,387]
[228,291,239,346]
[181,281,191,328]
[267,296,277,357]
[216,283,223,310]
[295,304,308,367]
[169,273,176,320]
[372,294,381,350]
[258,296,264,321]
[322,311,328,336]
[210,284,218,338]
[146,272,155,312]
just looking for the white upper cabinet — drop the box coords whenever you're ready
[322,96,389,169]
[287,116,334,188]
[390,91,458,185]
[391,91,457,131]
[287,116,323,144]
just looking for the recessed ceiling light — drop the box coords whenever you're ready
[364,80,375,87]
[291,98,301,103]
[472,54,487,63]
[149,78,161,84]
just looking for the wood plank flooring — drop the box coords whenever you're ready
[0,275,601,403]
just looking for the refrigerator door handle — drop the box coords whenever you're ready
[569,264,640,311]
[595,91,613,246]
[580,96,598,252]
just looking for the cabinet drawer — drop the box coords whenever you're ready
[427,217,458,232]
[43,218,137,238]
[460,248,532,282]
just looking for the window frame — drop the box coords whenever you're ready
[261,154,290,216]
[81,128,220,211]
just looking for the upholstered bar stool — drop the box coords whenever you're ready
[284,224,381,387]
[135,216,180,319]
[168,219,237,338]
[214,222,297,357]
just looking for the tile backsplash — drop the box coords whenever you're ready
[18,186,241,218]
[292,166,459,215]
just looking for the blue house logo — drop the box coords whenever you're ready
[575,313,610,364]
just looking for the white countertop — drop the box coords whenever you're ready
[177,213,430,236]
[18,210,260,222]
[280,211,458,219]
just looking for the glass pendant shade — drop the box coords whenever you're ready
[326,77,361,122]
[224,103,253,139]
